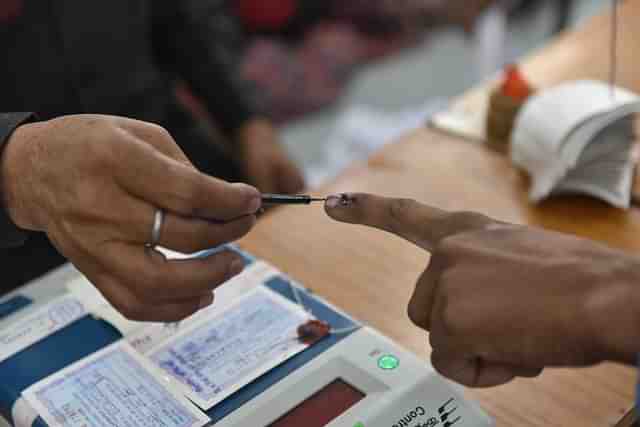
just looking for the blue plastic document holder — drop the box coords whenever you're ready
[0,249,358,427]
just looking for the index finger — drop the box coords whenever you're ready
[324,193,492,251]
[114,131,261,221]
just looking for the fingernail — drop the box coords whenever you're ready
[229,258,245,277]
[326,193,355,209]
[325,195,341,209]
[199,293,214,310]
[249,195,262,214]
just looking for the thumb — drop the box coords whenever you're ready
[431,352,543,388]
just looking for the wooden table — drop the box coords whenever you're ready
[240,2,640,425]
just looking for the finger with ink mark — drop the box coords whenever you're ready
[324,192,457,252]
[325,193,356,210]
[324,193,370,226]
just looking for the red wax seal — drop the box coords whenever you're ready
[297,320,331,346]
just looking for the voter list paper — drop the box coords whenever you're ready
[0,295,86,363]
[146,286,313,410]
[22,341,209,427]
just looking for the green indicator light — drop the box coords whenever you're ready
[377,355,399,370]
[354,423,365,427]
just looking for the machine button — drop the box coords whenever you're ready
[377,354,399,370]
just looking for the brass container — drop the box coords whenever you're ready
[486,88,529,154]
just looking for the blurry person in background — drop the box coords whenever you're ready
[0,0,304,292]
[1,1,304,194]
[233,0,498,122]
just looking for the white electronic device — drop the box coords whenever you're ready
[0,260,494,427]
[220,324,493,427]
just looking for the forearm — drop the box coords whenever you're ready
[0,113,34,248]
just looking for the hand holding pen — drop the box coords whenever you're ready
[261,193,354,206]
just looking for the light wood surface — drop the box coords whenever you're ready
[240,2,640,425]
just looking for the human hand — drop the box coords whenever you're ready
[325,193,640,387]
[237,118,305,194]
[446,0,497,32]
[408,0,497,33]
[1,115,262,321]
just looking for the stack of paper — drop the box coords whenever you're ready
[62,262,313,411]
[511,80,640,208]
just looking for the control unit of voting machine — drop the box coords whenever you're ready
[0,247,493,427]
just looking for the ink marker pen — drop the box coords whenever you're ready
[261,194,327,205]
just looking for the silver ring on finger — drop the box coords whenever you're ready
[146,209,165,249]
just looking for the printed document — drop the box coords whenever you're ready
[23,342,209,427]
[0,295,86,363]
[147,287,312,410]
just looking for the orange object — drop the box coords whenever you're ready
[500,65,533,101]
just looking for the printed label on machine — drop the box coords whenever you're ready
[0,295,86,363]
[22,342,209,427]
[146,286,314,410]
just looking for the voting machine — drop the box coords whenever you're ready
[0,248,493,427]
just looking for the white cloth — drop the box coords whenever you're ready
[511,80,640,208]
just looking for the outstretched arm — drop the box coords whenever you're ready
[326,193,640,387]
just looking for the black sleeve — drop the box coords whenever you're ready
[0,113,34,249]
[152,1,255,136]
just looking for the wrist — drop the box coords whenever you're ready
[583,254,640,364]
[0,121,41,230]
